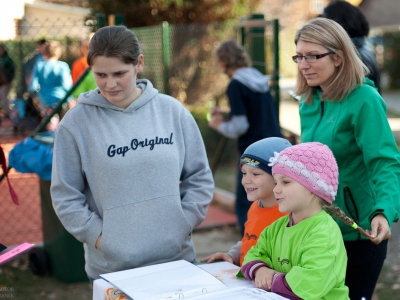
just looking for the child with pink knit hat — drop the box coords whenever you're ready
[239,142,368,300]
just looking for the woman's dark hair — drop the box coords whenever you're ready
[87,26,142,66]
[322,0,369,38]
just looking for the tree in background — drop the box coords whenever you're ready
[83,0,261,109]
[87,0,260,27]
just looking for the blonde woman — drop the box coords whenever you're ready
[295,18,400,300]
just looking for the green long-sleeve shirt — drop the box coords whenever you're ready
[241,211,349,299]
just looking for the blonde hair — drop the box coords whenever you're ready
[294,18,368,103]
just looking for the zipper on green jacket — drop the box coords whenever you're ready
[344,187,361,240]
[311,101,324,141]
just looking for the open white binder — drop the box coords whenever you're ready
[100,260,288,300]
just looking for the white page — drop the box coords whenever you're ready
[198,262,254,288]
[189,286,289,300]
[100,260,228,300]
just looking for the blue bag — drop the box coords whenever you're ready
[8,132,54,181]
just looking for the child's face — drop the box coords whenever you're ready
[241,164,275,203]
[273,173,316,214]
[92,55,144,109]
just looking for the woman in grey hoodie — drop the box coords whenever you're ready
[50,26,214,281]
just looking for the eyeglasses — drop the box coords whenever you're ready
[292,52,333,63]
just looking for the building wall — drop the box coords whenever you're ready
[0,0,34,40]
[257,0,330,30]
[19,2,91,39]
[0,0,90,40]
[359,0,400,29]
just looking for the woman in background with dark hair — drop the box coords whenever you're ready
[322,0,381,94]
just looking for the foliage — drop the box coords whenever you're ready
[381,31,400,89]
[87,0,261,28]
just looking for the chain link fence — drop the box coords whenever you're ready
[1,17,285,246]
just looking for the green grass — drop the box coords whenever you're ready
[0,257,92,300]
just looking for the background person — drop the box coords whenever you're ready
[12,38,46,133]
[322,0,381,94]
[201,137,290,266]
[50,25,214,281]
[0,43,15,120]
[208,39,282,235]
[18,38,47,97]
[294,18,400,300]
[71,36,91,84]
[240,142,352,300]
[28,40,72,131]
[70,36,97,107]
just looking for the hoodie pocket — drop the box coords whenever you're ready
[98,194,192,271]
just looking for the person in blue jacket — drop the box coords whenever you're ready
[29,40,72,131]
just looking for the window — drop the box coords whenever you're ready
[310,0,325,14]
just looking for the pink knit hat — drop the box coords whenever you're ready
[269,142,338,203]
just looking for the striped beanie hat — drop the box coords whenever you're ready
[269,142,338,203]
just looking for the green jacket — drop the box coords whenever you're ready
[300,79,400,241]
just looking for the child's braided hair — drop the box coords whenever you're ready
[323,203,370,238]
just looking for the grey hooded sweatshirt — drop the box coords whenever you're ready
[51,79,214,279]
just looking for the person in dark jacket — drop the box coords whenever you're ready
[0,43,15,119]
[208,40,282,235]
[322,0,381,94]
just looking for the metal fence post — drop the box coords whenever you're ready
[273,19,280,116]
[64,36,73,67]
[108,14,125,26]
[115,14,125,25]
[249,14,266,75]
[162,21,170,95]
[239,17,246,46]
[96,13,106,29]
